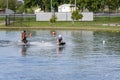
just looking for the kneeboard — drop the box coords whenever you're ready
[59,42,66,46]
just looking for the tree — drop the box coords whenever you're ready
[86,0,100,12]
[71,10,83,22]
[0,0,18,12]
[77,0,88,11]
[0,0,6,9]
[50,14,57,23]
[17,4,24,13]
[58,0,70,5]
[98,0,107,13]
[9,0,18,11]
[23,0,71,12]
[106,0,120,12]
[20,0,120,13]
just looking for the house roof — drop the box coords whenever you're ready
[58,4,75,7]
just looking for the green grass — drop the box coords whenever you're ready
[27,16,120,27]
[0,16,120,31]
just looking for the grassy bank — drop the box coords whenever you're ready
[0,16,120,31]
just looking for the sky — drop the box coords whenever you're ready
[18,0,23,1]
[18,0,23,2]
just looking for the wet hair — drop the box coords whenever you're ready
[23,30,26,32]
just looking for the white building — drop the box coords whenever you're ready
[58,4,76,12]
[36,4,93,21]
[36,12,93,21]
[34,8,41,14]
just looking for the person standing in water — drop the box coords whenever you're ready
[21,30,28,44]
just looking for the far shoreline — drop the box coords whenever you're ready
[0,16,120,32]
[0,26,120,32]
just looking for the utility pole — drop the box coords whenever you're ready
[75,0,76,10]
[6,0,8,9]
[51,0,52,12]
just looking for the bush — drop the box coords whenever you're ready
[71,10,83,21]
[50,15,57,23]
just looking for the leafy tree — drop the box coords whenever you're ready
[9,0,18,11]
[70,0,75,4]
[71,10,83,22]
[50,14,57,23]
[58,0,70,5]
[98,0,107,12]
[17,4,24,13]
[24,0,33,8]
[77,0,88,11]
[23,0,71,12]
[20,0,120,13]
[0,0,6,9]
[106,0,120,12]
[86,0,100,12]
[0,0,18,11]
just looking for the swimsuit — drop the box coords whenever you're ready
[22,37,28,43]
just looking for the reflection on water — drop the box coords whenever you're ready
[0,40,11,47]
[0,30,120,80]
[56,46,65,54]
[21,45,29,56]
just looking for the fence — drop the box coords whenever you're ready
[36,12,93,21]
[0,12,120,27]
[5,14,36,26]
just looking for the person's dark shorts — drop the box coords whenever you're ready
[22,38,28,43]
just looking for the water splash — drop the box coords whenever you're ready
[0,40,11,47]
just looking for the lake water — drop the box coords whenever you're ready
[0,30,120,80]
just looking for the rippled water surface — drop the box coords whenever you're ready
[0,30,120,80]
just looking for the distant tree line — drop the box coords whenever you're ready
[23,0,120,13]
[0,0,120,13]
[0,0,20,11]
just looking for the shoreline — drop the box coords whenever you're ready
[0,26,120,32]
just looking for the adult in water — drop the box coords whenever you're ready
[57,34,64,45]
[21,30,28,44]
[57,34,66,45]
